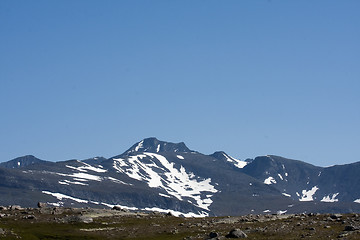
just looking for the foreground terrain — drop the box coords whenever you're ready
[0,205,359,239]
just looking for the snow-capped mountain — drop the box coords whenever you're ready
[1,138,360,216]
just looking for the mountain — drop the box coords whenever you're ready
[0,155,48,169]
[1,138,360,216]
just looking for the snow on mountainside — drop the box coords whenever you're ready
[113,152,217,210]
[1,137,360,216]
[241,155,360,205]
[210,151,248,169]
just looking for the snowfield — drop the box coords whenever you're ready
[113,153,218,210]
[299,186,319,201]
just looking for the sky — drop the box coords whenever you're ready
[1,0,359,166]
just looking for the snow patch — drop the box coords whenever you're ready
[321,193,339,202]
[354,199,360,203]
[156,144,160,153]
[60,180,88,186]
[263,210,271,213]
[176,155,184,160]
[42,191,138,210]
[42,191,88,203]
[282,193,291,197]
[278,174,283,180]
[144,207,208,218]
[107,177,132,185]
[66,162,107,173]
[70,173,101,181]
[299,186,319,201]
[58,181,69,185]
[222,153,247,168]
[264,176,276,185]
[134,140,144,152]
[277,210,287,215]
[159,193,172,198]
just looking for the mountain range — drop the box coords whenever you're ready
[1,137,360,217]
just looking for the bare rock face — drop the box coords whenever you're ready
[226,229,248,238]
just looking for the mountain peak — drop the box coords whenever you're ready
[121,137,192,155]
[0,155,47,169]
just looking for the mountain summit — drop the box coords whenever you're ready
[121,137,192,156]
[0,155,47,169]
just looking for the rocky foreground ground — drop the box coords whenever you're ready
[0,204,360,239]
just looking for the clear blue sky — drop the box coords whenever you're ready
[1,0,359,166]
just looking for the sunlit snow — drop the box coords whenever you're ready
[144,207,208,218]
[282,193,291,197]
[159,193,172,198]
[264,176,276,185]
[222,153,247,168]
[59,180,88,186]
[321,193,339,202]
[177,155,184,160]
[56,172,102,181]
[112,152,217,210]
[42,191,138,210]
[66,162,107,173]
[42,191,89,203]
[299,186,319,201]
[354,199,360,203]
[134,140,144,152]
[277,210,288,215]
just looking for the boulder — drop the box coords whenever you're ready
[330,214,342,219]
[112,206,122,211]
[226,229,248,238]
[209,232,219,238]
[344,225,358,231]
[207,232,223,239]
[9,205,22,210]
[37,202,47,208]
